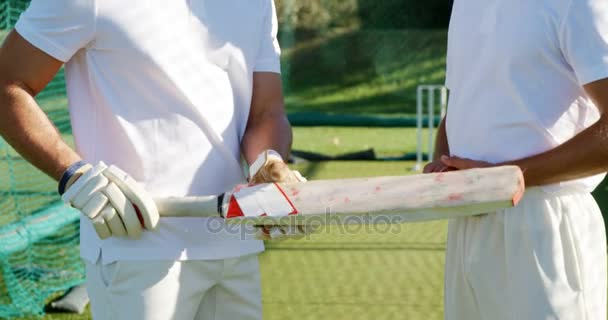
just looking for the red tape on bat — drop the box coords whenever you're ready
[225,183,299,219]
[226,196,244,218]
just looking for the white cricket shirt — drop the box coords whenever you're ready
[446,0,608,192]
[16,0,283,263]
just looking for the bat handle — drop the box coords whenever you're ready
[154,196,221,218]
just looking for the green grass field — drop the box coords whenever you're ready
[17,163,447,320]
[7,126,445,320]
[293,127,430,159]
[282,28,446,116]
[263,160,446,320]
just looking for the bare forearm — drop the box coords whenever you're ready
[241,111,292,164]
[504,117,608,187]
[0,83,80,180]
[434,117,450,160]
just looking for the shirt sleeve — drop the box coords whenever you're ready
[14,0,96,63]
[254,0,281,73]
[559,0,608,85]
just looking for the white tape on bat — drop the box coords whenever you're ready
[227,183,297,218]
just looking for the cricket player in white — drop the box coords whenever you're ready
[0,0,310,319]
[424,0,608,319]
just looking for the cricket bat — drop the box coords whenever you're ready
[155,166,524,226]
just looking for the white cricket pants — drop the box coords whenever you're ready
[445,188,607,320]
[85,254,262,320]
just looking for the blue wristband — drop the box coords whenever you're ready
[58,161,88,195]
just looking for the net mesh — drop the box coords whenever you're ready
[0,1,83,318]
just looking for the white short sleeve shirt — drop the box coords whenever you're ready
[16,0,283,263]
[445,0,608,192]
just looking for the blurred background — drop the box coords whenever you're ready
[0,0,606,319]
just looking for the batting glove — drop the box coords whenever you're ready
[59,161,159,239]
[249,150,317,241]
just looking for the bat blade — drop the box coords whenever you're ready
[156,166,525,226]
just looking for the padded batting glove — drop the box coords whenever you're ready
[59,161,159,239]
[249,150,317,241]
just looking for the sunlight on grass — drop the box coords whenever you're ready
[293,127,432,158]
[282,28,447,115]
[9,138,440,320]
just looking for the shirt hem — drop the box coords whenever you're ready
[254,59,281,74]
[81,242,265,265]
[15,21,73,62]
[577,62,608,85]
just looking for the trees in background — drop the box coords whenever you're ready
[274,0,451,32]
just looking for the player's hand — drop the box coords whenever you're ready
[423,157,456,173]
[249,151,306,185]
[440,155,493,170]
[60,161,159,239]
[249,150,316,241]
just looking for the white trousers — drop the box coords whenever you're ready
[85,254,262,320]
[445,188,607,320]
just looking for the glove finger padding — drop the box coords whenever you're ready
[103,166,159,231]
[81,193,109,220]
[103,182,142,238]
[91,214,112,240]
[63,163,108,208]
[66,166,108,221]
[63,162,157,239]
[71,175,108,209]
[100,205,128,238]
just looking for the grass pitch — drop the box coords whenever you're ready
[263,161,446,320]
[293,127,431,159]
